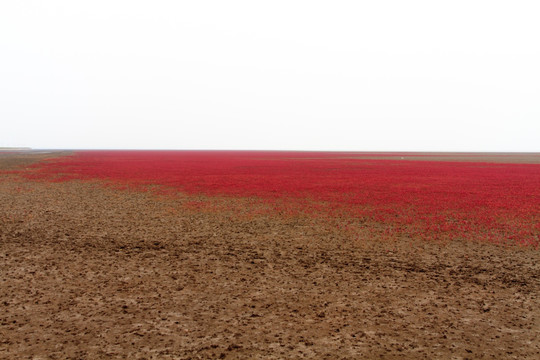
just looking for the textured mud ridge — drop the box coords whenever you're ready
[1,155,539,359]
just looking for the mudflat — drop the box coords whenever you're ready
[1,153,539,359]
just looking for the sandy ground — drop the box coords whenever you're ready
[1,153,539,359]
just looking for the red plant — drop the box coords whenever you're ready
[20,151,540,247]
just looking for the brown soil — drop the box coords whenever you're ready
[0,151,72,171]
[1,154,539,359]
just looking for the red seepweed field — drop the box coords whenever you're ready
[23,150,540,247]
[1,150,540,359]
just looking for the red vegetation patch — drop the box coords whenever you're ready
[23,151,540,246]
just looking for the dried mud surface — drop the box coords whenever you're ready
[0,151,72,170]
[1,155,539,359]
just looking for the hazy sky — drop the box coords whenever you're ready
[1,1,539,151]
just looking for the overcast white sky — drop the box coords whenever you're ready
[1,1,539,151]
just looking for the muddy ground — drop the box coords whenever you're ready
[0,153,539,359]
